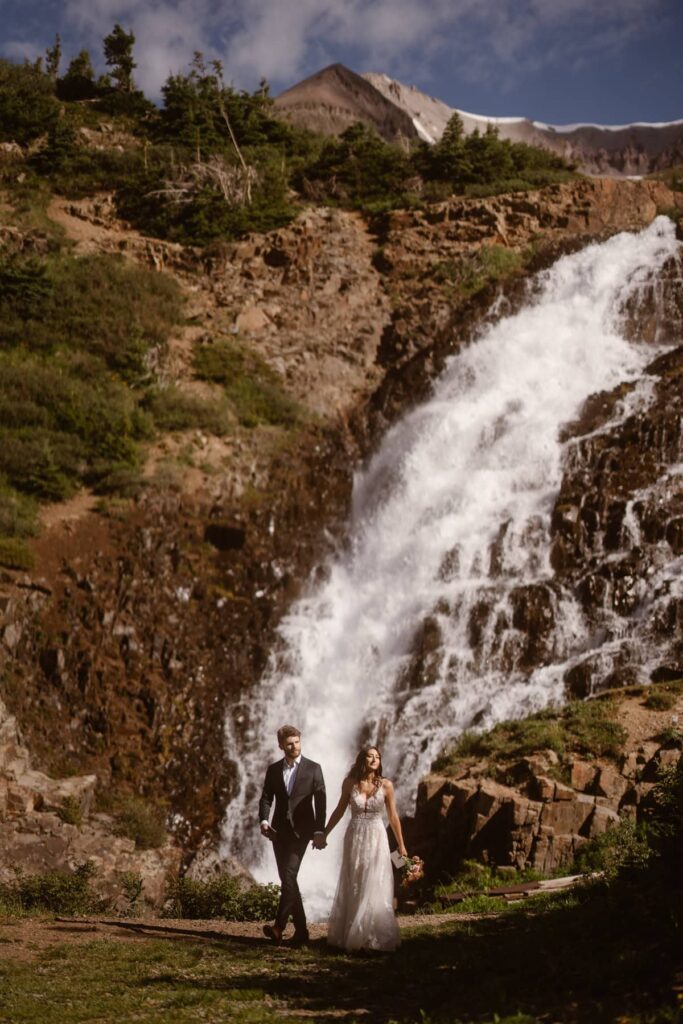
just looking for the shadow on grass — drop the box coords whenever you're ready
[123,881,681,1023]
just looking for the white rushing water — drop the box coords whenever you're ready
[220,217,680,917]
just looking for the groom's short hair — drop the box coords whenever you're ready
[277,724,301,743]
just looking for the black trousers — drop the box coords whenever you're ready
[272,828,309,933]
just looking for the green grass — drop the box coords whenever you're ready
[193,340,302,428]
[142,385,233,435]
[432,698,628,776]
[0,880,679,1024]
[643,679,683,711]
[428,245,525,303]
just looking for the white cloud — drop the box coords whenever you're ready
[2,39,43,62]
[53,0,667,98]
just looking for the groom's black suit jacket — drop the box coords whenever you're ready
[258,756,326,841]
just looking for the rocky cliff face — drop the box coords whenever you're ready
[411,688,682,878]
[0,695,179,908]
[0,176,680,880]
[552,340,683,699]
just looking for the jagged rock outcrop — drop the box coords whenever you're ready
[411,694,682,877]
[0,696,180,909]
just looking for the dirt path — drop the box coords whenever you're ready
[0,912,469,963]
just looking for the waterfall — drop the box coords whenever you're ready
[220,217,680,916]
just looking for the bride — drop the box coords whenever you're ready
[324,745,408,952]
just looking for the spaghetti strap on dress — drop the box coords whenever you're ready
[326,785,400,952]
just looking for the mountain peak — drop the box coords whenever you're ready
[274,63,419,143]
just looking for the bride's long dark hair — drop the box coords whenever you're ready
[347,745,384,792]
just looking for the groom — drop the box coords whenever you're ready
[259,724,326,946]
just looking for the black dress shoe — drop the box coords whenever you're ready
[263,923,283,944]
[289,930,310,947]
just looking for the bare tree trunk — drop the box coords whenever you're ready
[217,97,252,205]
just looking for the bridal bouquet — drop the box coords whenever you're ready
[401,855,424,888]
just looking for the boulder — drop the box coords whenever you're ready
[235,306,271,333]
[569,759,597,791]
[185,845,256,888]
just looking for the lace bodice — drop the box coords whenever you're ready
[349,784,386,820]
[327,780,400,952]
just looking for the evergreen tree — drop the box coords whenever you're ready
[103,24,136,92]
[0,59,59,144]
[158,53,290,156]
[431,111,472,184]
[58,49,98,101]
[45,35,61,79]
[464,124,514,183]
[66,50,95,81]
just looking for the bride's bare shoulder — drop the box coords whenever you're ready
[381,777,394,792]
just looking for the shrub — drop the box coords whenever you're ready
[0,251,182,382]
[0,353,147,500]
[0,862,100,916]
[143,385,233,435]
[294,122,416,212]
[91,464,146,498]
[0,537,35,571]
[117,146,296,246]
[120,871,144,917]
[0,484,38,538]
[0,59,59,145]
[113,797,167,850]
[193,340,301,427]
[563,700,627,759]
[56,795,84,827]
[574,757,683,885]
[572,817,651,879]
[643,679,682,711]
[32,131,146,199]
[164,876,280,921]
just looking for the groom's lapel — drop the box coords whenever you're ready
[276,758,288,796]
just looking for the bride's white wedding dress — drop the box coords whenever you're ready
[326,784,401,952]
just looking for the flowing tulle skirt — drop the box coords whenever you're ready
[327,816,400,952]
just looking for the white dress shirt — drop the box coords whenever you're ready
[282,754,301,794]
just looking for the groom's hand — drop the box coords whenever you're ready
[312,833,326,850]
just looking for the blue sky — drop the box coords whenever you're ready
[1,0,681,125]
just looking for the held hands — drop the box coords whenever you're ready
[260,823,277,840]
[312,833,327,850]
